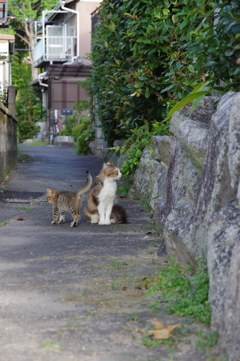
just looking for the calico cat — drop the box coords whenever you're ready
[46,171,92,227]
[84,161,127,225]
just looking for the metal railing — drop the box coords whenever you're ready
[34,35,77,67]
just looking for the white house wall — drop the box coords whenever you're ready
[0,35,14,95]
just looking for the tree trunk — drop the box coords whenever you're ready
[23,21,38,81]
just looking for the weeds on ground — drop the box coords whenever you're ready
[139,198,151,213]
[117,181,131,196]
[140,256,219,357]
[39,338,63,350]
[82,288,90,296]
[141,326,219,357]
[20,206,32,211]
[195,330,219,356]
[0,221,10,227]
[145,256,211,325]
[109,259,126,270]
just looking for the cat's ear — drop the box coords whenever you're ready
[103,161,113,170]
[46,187,53,195]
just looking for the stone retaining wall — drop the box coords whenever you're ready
[113,92,240,360]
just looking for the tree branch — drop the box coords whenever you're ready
[15,33,30,47]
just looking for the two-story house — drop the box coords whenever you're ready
[0,33,14,101]
[31,0,101,143]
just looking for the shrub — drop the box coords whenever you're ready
[91,0,240,143]
[90,0,213,145]
[59,129,69,136]
[72,117,90,141]
[75,123,95,155]
[18,120,40,142]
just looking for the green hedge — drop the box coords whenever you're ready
[72,117,90,141]
[90,0,240,146]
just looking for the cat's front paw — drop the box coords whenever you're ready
[51,221,57,224]
[58,220,64,224]
[70,221,78,227]
[99,220,111,225]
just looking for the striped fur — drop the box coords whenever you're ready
[46,171,92,227]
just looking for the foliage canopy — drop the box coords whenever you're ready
[90,0,240,146]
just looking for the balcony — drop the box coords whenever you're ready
[34,25,77,68]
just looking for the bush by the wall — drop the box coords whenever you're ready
[91,0,240,147]
[72,117,90,141]
[18,120,40,142]
[75,123,95,155]
[90,0,214,145]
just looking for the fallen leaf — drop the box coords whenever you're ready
[148,329,170,339]
[177,267,186,272]
[151,321,165,330]
[17,218,25,221]
[167,324,182,334]
[122,286,127,291]
[134,285,143,290]
[118,195,127,198]
[131,327,144,334]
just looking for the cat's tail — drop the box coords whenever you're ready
[76,171,92,196]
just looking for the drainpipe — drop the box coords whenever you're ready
[61,0,80,57]
[38,72,48,87]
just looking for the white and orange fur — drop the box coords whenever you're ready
[84,161,127,225]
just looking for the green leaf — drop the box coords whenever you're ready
[188,65,195,73]
[164,91,210,121]
[124,13,134,19]
[162,8,170,15]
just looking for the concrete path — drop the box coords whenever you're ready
[0,145,207,361]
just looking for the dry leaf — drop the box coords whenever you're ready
[148,322,182,339]
[122,286,127,291]
[148,329,170,339]
[177,267,186,272]
[134,285,142,290]
[201,71,206,82]
[17,218,25,221]
[166,324,182,334]
[151,321,164,330]
[131,327,144,334]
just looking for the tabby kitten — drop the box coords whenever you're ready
[46,171,92,227]
[84,161,127,225]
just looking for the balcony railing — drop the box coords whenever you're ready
[34,35,77,67]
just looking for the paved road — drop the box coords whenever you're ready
[0,145,206,361]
